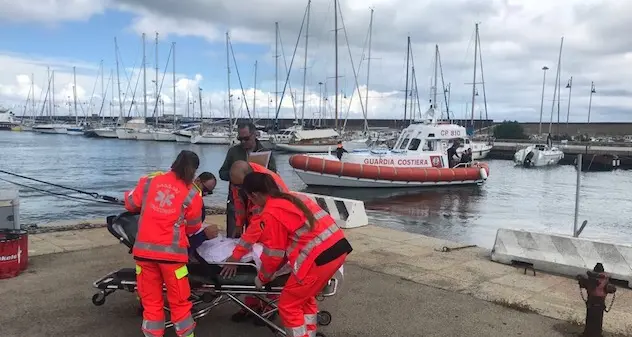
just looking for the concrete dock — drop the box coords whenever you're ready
[3,215,632,336]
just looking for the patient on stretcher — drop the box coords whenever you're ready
[188,225,343,279]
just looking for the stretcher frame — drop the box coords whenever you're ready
[91,212,339,336]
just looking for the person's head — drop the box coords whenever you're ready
[467,148,472,154]
[229,160,253,185]
[337,140,343,149]
[194,172,217,196]
[171,150,200,184]
[242,172,317,230]
[237,122,257,150]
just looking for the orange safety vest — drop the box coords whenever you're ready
[124,171,204,263]
[257,193,346,282]
[231,162,289,228]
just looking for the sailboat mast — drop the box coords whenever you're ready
[334,0,339,131]
[470,23,479,128]
[275,22,279,127]
[155,32,159,125]
[100,60,104,120]
[198,87,203,119]
[31,73,35,122]
[142,32,147,120]
[549,37,563,135]
[433,44,438,110]
[364,7,374,133]
[253,60,258,118]
[46,67,51,118]
[115,37,123,120]
[52,70,56,118]
[403,36,410,124]
[73,66,78,125]
[226,32,233,129]
[172,42,176,129]
[300,0,311,125]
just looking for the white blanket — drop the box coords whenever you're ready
[195,234,344,279]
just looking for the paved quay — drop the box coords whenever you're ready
[11,215,632,336]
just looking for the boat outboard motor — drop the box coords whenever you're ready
[523,151,535,168]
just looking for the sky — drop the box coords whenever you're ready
[0,0,631,123]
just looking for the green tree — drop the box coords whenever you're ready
[493,120,528,139]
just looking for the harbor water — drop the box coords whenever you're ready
[2,131,631,248]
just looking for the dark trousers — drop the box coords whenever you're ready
[226,190,239,239]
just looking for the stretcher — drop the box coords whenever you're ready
[91,212,340,337]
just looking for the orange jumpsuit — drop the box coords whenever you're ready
[256,194,352,337]
[124,171,203,337]
[230,163,289,309]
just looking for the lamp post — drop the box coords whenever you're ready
[565,76,573,133]
[538,66,549,136]
[587,82,596,124]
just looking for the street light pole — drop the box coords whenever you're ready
[565,76,573,133]
[587,82,596,124]
[538,66,549,136]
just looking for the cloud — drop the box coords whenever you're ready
[0,0,108,23]
[1,0,631,124]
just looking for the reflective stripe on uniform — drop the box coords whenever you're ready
[285,210,330,256]
[174,265,189,280]
[173,314,195,336]
[236,238,252,250]
[126,192,140,209]
[133,177,200,257]
[143,331,162,337]
[262,246,285,257]
[142,319,165,330]
[285,325,307,337]
[136,265,142,275]
[292,223,340,274]
[304,314,317,325]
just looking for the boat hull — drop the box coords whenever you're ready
[134,131,155,141]
[289,154,489,188]
[94,129,118,138]
[175,134,191,143]
[275,143,336,153]
[153,132,176,142]
[115,128,137,140]
[66,128,84,136]
[190,134,232,145]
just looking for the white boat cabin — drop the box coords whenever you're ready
[393,122,467,154]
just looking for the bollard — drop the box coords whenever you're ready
[576,263,616,337]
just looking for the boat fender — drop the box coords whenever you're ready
[479,167,488,180]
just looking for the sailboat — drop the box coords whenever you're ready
[274,0,342,153]
[514,37,565,167]
[66,66,85,135]
[460,24,492,160]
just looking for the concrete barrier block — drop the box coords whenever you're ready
[491,228,632,287]
[297,192,368,229]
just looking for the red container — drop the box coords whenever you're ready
[0,229,28,279]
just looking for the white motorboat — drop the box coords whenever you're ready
[190,128,234,145]
[453,138,493,160]
[269,125,303,145]
[513,144,564,167]
[115,118,146,140]
[66,125,84,135]
[152,128,177,142]
[32,123,67,134]
[93,127,118,138]
[289,114,490,188]
[274,128,340,153]
[0,109,20,131]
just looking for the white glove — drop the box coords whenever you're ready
[254,276,264,289]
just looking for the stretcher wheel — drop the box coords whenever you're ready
[317,311,332,326]
[91,292,106,306]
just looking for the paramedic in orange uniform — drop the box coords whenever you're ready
[223,160,289,323]
[124,150,204,337]
[231,172,353,337]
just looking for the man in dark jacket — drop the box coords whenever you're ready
[218,122,276,239]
